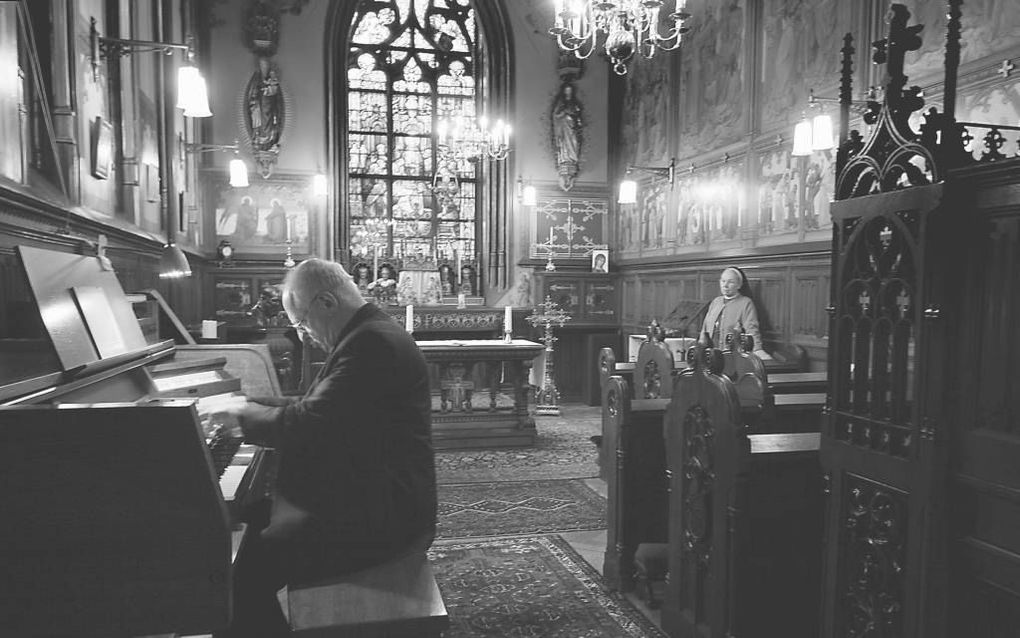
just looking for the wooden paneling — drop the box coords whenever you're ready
[617,253,830,368]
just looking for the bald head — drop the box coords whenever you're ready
[283,259,363,310]
[282,259,368,349]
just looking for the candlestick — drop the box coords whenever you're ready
[504,305,513,342]
[405,304,414,333]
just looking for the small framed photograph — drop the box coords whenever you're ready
[591,249,609,273]
[91,116,113,180]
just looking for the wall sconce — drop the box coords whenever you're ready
[185,142,249,187]
[312,173,328,197]
[793,88,881,156]
[618,157,675,204]
[90,17,211,118]
[517,176,537,206]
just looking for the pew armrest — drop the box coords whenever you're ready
[748,432,821,454]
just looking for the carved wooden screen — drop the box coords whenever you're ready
[823,185,947,637]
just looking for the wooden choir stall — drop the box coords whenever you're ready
[0,245,281,637]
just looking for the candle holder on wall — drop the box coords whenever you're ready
[526,296,572,416]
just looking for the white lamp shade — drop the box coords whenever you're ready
[180,68,212,118]
[791,118,813,156]
[618,179,637,205]
[176,65,199,109]
[312,173,328,197]
[811,113,835,151]
[158,244,192,279]
[229,158,249,188]
[522,184,537,206]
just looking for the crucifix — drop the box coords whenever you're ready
[526,295,572,416]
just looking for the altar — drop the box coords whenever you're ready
[416,339,544,449]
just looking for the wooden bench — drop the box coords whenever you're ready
[280,551,449,637]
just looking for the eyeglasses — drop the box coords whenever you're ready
[290,316,310,332]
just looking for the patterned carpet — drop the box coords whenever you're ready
[435,404,602,484]
[437,479,606,538]
[430,535,666,638]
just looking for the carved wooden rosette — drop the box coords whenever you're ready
[839,477,908,637]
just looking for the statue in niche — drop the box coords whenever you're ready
[246,57,284,156]
[551,82,583,191]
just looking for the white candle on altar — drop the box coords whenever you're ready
[286,218,292,241]
[373,247,379,278]
[406,304,414,332]
[504,305,513,335]
[454,249,461,278]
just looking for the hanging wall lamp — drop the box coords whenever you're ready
[792,88,881,156]
[185,142,250,187]
[90,17,212,118]
[618,157,675,204]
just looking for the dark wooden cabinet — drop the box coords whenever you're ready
[533,273,620,403]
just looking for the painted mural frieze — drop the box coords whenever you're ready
[756,146,835,246]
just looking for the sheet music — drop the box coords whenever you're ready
[152,370,226,392]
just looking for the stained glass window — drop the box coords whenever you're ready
[347,0,479,277]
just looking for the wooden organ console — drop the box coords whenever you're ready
[0,246,281,637]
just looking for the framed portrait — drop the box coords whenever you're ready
[212,174,315,258]
[591,249,609,273]
[91,116,113,180]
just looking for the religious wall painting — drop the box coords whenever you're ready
[755,146,833,245]
[897,0,1020,82]
[677,0,748,151]
[622,50,671,167]
[212,175,313,258]
[759,0,851,129]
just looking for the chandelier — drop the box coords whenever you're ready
[430,115,511,211]
[549,0,691,75]
[437,115,511,162]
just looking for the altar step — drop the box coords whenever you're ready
[432,415,537,449]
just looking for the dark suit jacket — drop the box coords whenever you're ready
[243,303,436,567]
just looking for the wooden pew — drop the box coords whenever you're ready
[722,332,827,433]
[601,375,671,592]
[661,341,823,638]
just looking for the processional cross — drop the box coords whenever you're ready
[526,295,572,416]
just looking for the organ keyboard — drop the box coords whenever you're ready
[0,245,283,637]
